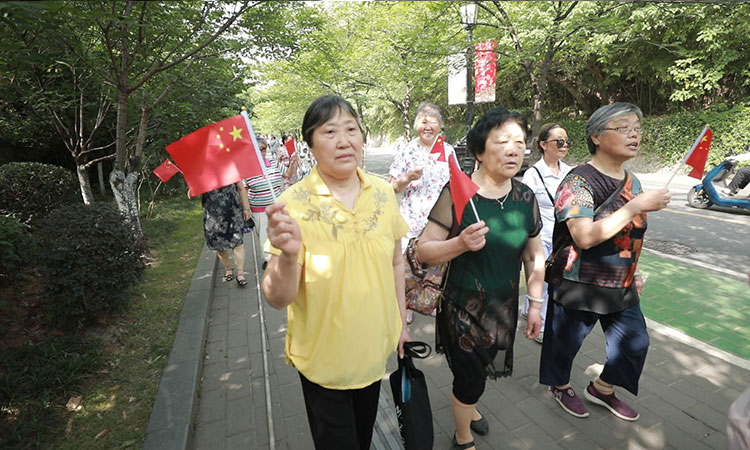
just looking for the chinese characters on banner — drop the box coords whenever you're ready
[474,40,497,103]
[447,53,467,106]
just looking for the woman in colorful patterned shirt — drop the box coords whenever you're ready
[540,103,671,421]
[243,137,284,268]
[261,95,409,449]
[417,108,546,450]
[389,102,452,323]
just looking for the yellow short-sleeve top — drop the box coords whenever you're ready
[266,166,409,389]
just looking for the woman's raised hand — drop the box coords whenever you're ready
[266,202,301,257]
[631,188,671,213]
[458,220,489,252]
[406,168,423,181]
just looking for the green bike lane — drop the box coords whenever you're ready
[637,251,750,360]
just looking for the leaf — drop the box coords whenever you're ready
[66,395,83,411]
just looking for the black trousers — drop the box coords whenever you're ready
[728,167,750,194]
[299,372,381,450]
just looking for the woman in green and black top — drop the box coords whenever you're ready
[418,108,546,450]
[540,103,671,422]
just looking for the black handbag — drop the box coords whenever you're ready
[389,341,433,450]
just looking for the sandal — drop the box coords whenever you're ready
[223,270,234,282]
[236,275,247,287]
[470,412,489,435]
[451,433,475,450]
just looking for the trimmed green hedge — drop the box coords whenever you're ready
[33,202,146,329]
[556,104,750,169]
[0,162,79,225]
[0,215,28,287]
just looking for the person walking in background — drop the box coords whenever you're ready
[389,102,452,324]
[243,137,284,269]
[541,103,671,421]
[520,123,574,343]
[261,95,410,449]
[190,181,252,287]
[417,108,545,450]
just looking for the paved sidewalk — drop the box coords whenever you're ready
[180,236,750,450]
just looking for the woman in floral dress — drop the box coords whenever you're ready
[195,180,251,286]
[417,108,546,450]
[389,102,452,323]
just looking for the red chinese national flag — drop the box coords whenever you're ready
[165,115,263,196]
[430,134,447,162]
[448,154,479,225]
[153,159,179,182]
[684,126,712,179]
[284,137,296,156]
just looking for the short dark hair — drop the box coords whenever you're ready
[536,123,561,153]
[302,95,363,148]
[467,108,528,159]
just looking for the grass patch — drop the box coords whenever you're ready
[0,196,204,449]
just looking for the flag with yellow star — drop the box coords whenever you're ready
[166,115,263,195]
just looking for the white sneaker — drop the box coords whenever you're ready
[535,332,544,344]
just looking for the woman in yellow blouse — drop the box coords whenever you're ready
[262,95,410,449]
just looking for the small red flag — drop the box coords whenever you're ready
[430,134,447,162]
[448,154,479,225]
[284,137,296,156]
[153,159,180,183]
[165,115,263,196]
[684,126,712,179]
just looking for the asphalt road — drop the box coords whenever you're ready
[364,145,750,277]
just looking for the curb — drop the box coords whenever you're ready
[142,244,215,450]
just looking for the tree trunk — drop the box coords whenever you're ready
[98,162,106,196]
[76,164,95,205]
[109,169,143,240]
[402,107,412,141]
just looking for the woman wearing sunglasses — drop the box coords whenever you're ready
[520,124,573,343]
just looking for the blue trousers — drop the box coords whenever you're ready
[539,298,649,395]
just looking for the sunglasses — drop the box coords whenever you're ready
[545,139,572,149]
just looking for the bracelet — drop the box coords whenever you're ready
[526,294,544,303]
[243,208,250,211]
[634,271,641,277]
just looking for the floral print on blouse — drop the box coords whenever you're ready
[388,138,452,241]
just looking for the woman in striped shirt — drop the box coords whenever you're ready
[244,138,284,267]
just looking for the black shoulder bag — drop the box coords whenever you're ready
[531,165,555,205]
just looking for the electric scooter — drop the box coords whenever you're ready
[687,149,750,211]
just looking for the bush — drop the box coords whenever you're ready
[0,215,28,287]
[33,202,146,329]
[0,162,79,225]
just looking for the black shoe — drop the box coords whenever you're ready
[452,433,475,450]
[236,275,247,287]
[223,270,233,282]
[470,414,489,435]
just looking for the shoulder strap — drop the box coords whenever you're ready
[531,166,555,204]
[594,170,629,214]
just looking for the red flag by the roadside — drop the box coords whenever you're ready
[448,154,479,225]
[152,159,180,183]
[284,137,296,156]
[430,134,447,162]
[165,115,263,196]
[684,126,712,179]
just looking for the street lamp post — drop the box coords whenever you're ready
[460,3,477,136]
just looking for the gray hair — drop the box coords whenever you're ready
[412,102,443,130]
[586,102,643,154]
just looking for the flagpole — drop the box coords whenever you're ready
[241,109,277,202]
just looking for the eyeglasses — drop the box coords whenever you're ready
[604,126,643,135]
[545,139,572,148]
